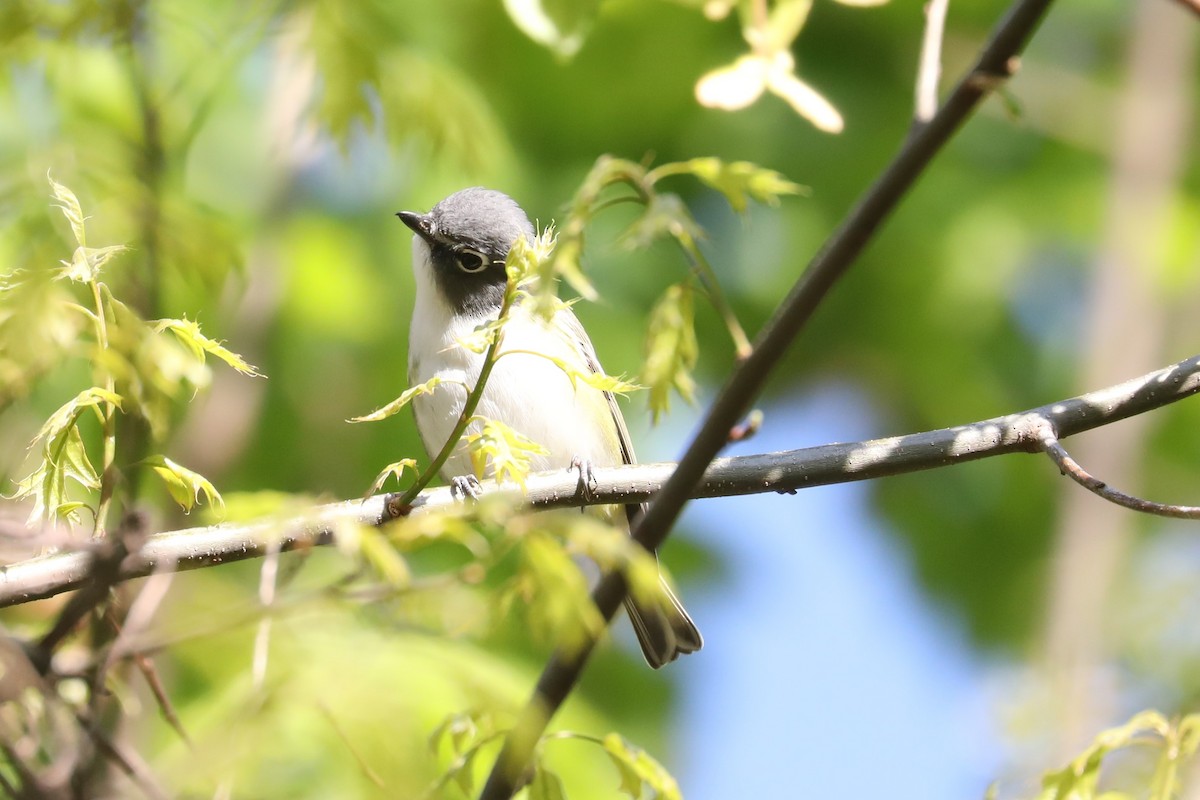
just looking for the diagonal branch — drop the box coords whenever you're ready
[478,0,1059,796]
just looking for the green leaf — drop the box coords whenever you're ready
[425,711,503,798]
[56,424,101,491]
[622,194,705,250]
[640,283,698,423]
[362,459,419,496]
[153,317,263,377]
[528,766,569,800]
[58,245,128,283]
[679,157,804,213]
[506,228,557,292]
[429,710,491,756]
[10,424,100,527]
[507,531,603,652]
[144,455,224,513]
[502,349,641,396]
[1179,714,1200,760]
[1038,711,1169,800]
[571,370,642,395]
[356,523,411,587]
[466,418,549,489]
[456,316,508,354]
[48,173,87,247]
[546,232,596,302]
[350,377,444,423]
[502,0,600,59]
[14,387,116,524]
[52,501,94,524]
[30,386,122,453]
[1149,713,1200,800]
[96,288,212,438]
[603,733,682,800]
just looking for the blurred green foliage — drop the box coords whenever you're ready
[1,0,1199,797]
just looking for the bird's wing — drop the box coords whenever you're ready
[555,309,636,467]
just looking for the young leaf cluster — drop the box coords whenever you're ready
[6,178,260,531]
[423,713,682,800]
[553,154,802,421]
[1034,710,1200,800]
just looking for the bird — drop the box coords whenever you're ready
[397,186,702,668]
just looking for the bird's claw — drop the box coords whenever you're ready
[569,456,598,503]
[450,475,483,501]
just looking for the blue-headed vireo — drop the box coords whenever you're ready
[397,187,702,669]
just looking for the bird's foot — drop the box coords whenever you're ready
[569,456,598,503]
[450,474,483,501]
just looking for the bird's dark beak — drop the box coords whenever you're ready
[396,211,435,243]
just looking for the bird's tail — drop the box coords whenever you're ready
[624,576,703,669]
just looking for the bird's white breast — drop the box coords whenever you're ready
[406,237,621,482]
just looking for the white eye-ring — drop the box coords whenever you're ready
[456,248,490,273]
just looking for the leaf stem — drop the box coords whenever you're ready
[673,231,752,359]
[391,287,519,508]
[90,280,118,539]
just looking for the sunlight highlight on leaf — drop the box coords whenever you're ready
[640,283,698,423]
[350,377,444,423]
[465,418,549,489]
[363,459,419,496]
[58,245,128,283]
[528,766,568,800]
[144,454,224,513]
[506,532,604,653]
[603,733,682,800]
[682,157,806,212]
[153,317,263,377]
[48,174,87,247]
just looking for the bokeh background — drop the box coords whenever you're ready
[2,0,1199,797]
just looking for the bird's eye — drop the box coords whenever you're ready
[456,249,490,273]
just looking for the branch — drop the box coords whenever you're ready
[478,0,1058,796]
[6,353,1194,612]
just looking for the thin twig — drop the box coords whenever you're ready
[1038,432,1200,519]
[3,352,1198,611]
[318,702,386,789]
[98,562,175,688]
[478,1,1058,796]
[33,513,149,671]
[75,711,169,800]
[90,279,119,540]
[674,232,753,359]
[132,652,192,747]
[96,563,193,746]
[252,539,281,692]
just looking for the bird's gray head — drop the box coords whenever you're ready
[397,187,535,316]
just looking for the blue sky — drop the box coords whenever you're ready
[640,385,1002,799]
